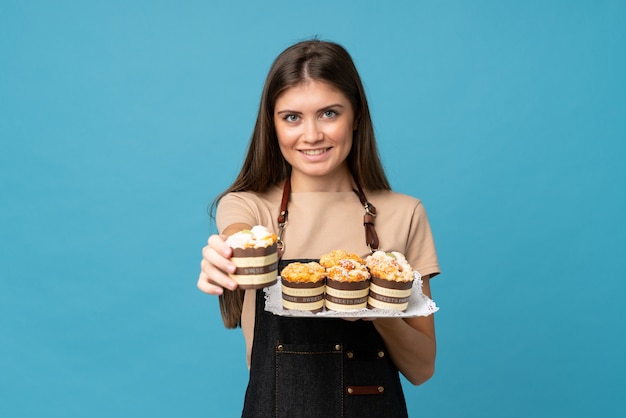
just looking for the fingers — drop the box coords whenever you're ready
[208,234,233,259]
[342,317,360,322]
[197,271,230,295]
[342,317,376,322]
[197,235,238,295]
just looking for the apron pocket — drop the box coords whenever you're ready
[275,342,343,418]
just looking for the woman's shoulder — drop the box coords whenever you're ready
[220,185,283,205]
[216,185,283,231]
[369,189,423,208]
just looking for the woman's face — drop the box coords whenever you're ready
[274,80,356,189]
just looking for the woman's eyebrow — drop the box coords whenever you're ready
[275,109,302,115]
[319,103,345,110]
[275,103,345,115]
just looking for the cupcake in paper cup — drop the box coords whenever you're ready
[226,225,278,289]
[280,262,326,313]
[320,250,370,312]
[365,251,414,311]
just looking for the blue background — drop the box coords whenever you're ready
[1,1,625,417]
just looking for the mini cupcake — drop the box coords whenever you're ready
[280,262,326,313]
[226,225,278,289]
[320,250,370,311]
[365,251,414,311]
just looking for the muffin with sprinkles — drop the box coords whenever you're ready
[320,249,370,311]
[365,251,415,311]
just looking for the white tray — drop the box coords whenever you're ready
[264,272,438,318]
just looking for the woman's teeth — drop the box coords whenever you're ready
[301,148,328,156]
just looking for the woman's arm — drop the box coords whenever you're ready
[372,276,436,385]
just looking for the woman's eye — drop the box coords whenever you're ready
[322,110,337,118]
[285,114,299,122]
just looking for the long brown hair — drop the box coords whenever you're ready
[217,40,391,328]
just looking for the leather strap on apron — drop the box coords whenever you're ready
[353,181,379,252]
[277,176,379,253]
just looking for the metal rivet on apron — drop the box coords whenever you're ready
[377,350,385,359]
[378,386,385,393]
[346,351,354,359]
[277,344,284,351]
[347,387,354,394]
[334,344,342,351]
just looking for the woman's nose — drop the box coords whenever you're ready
[303,120,323,142]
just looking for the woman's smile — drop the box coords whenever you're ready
[299,147,331,156]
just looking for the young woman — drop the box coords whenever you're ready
[198,40,440,417]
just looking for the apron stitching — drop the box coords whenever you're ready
[275,344,279,418]
[340,349,344,418]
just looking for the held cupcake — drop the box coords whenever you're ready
[280,262,326,313]
[365,251,414,311]
[320,250,370,311]
[226,225,278,289]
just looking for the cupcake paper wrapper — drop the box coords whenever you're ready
[229,243,278,289]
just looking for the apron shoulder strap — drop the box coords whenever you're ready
[352,182,379,253]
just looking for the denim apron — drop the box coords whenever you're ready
[240,259,409,418]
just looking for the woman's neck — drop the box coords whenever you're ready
[289,170,354,193]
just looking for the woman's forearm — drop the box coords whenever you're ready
[373,278,437,385]
[374,316,436,385]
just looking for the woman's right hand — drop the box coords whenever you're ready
[197,234,239,295]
